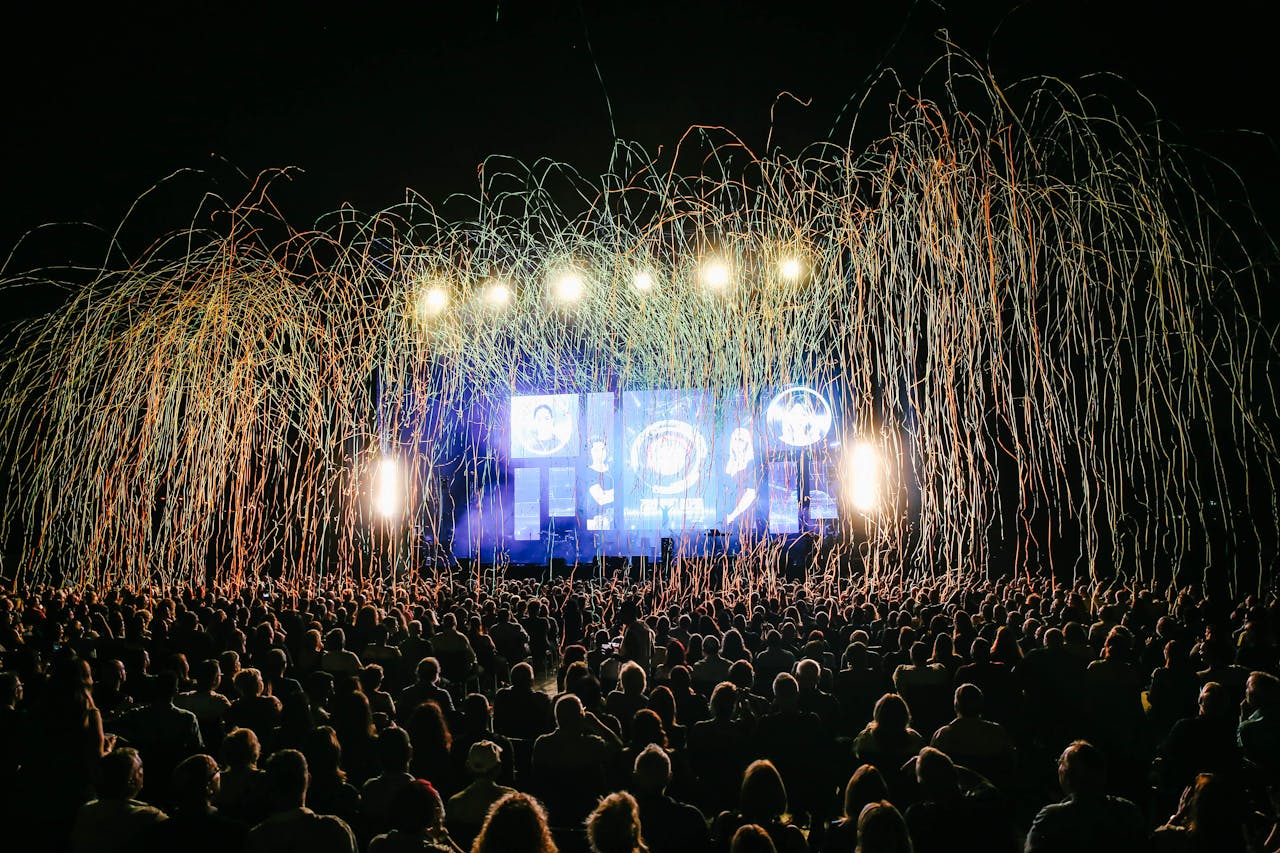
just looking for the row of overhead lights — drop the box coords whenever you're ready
[414,255,809,319]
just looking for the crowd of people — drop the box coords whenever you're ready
[0,572,1277,853]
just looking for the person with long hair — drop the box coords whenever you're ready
[990,626,1023,667]
[927,634,962,677]
[655,641,687,684]
[855,801,912,853]
[31,657,109,814]
[557,645,588,694]
[408,700,461,797]
[731,825,779,853]
[713,759,807,853]
[330,679,379,783]
[852,694,925,778]
[587,791,648,853]
[645,686,686,749]
[1153,773,1250,853]
[302,725,362,829]
[822,765,889,853]
[215,726,268,825]
[470,791,558,853]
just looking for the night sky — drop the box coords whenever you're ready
[1,1,1276,312]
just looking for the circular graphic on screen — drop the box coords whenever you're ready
[516,399,575,456]
[629,419,708,495]
[765,386,833,448]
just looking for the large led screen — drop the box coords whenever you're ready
[486,384,841,556]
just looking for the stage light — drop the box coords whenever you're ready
[483,279,512,308]
[779,257,804,281]
[847,441,881,513]
[551,270,585,303]
[633,270,655,292]
[373,456,402,518]
[417,286,448,318]
[700,258,731,290]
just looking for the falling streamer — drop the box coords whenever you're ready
[0,61,1275,594]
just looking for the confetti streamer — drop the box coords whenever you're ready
[0,63,1274,593]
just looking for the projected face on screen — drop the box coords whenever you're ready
[765,386,833,448]
[588,438,609,471]
[725,427,753,475]
[581,436,615,530]
[720,426,760,526]
[511,394,578,458]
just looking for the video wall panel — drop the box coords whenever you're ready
[452,383,843,560]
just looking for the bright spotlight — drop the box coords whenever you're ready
[779,257,804,281]
[552,271,585,303]
[847,441,881,513]
[700,259,731,289]
[484,279,512,308]
[418,286,448,318]
[633,270,655,292]
[373,456,402,518]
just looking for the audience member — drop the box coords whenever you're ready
[494,661,554,739]
[215,726,268,825]
[1152,772,1250,853]
[587,791,648,853]
[70,747,167,853]
[141,753,246,853]
[822,764,888,853]
[731,824,780,853]
[1024,740,1145,853]
[246,748,357,853]
[362,725,417,837]
[368,779,463,853]
[630,743,708,853]
[855,801,912,853]
[712,759,807,853]
[929,684,1016,787]
[447,740,516,847]
[470,790,559,853]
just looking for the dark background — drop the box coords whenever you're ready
[0,0,1276,583]
[0,0,1276,303]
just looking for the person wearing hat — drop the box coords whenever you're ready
[369,779,462,853]
[446,740,515,848]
